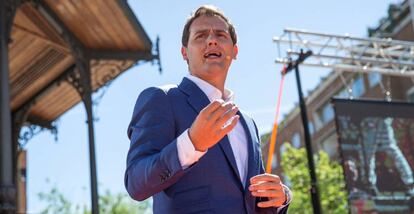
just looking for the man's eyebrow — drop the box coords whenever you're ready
[193,29,229,34]
[214,29,229,34]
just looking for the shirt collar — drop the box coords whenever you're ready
[186,74,234,103]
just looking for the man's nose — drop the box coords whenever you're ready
[207,34,218,46]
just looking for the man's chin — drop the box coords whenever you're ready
[203,64,228,73]
[204,68,227,76]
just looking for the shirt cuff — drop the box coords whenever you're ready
[276,185,292,212]
[177,129,207,169]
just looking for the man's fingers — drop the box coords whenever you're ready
[209,102,235,121]
[218,115,239,135]
[257,197,285,208]
[250,173,280,184]
[215,105,238,127]
[201,99,224,115]
[249,173,287,208]
[249,182,283,191]
[190,100,238,151]
[251,189,283,198]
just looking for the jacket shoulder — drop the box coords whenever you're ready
[134,84,179,102]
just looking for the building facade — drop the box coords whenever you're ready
[264,0,414,176]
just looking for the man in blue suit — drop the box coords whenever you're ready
[125,5,291,213]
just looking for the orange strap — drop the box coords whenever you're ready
[265,67,287,173]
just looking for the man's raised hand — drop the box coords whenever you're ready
[188,99,239,152]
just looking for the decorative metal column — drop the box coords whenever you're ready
[11,105,31,213]
[0,0,20,213]
[36,2,100,213]
[66,59,99,214]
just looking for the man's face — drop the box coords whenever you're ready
[181,15,238,82]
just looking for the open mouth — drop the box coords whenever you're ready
[204,51,222,59]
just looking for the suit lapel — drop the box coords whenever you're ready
[178,77,243,188]
[238,111,260,191]
[237,112,262,211]
[218,136,243,188]
[178,77,211,113]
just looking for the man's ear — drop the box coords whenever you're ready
[233,45,238,60]
[181,46,188,61]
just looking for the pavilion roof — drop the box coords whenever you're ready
[10,0,154,127]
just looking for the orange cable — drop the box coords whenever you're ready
[266,66,287,173]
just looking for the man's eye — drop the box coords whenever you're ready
[195,34,206,39]
[218,33,228,38]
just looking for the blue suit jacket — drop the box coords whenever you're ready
[125,77,288,214]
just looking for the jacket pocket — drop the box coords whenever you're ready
[173,185,212,213]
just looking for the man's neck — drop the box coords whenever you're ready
[190,74,225,95]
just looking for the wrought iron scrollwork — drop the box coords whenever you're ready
[50,120,59,142]
[152,36,162,73]
[17,120,59,149]
[65,67,85,97]
[18,125,43,148]
[12,101,32,149]
[92,60,122,88]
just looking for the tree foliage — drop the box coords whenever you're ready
[38,186,73,214]
[38,183,151,214]
[280,143,348,214]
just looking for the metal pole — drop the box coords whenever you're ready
[0,1,16,212]
[81,61,99,214]
[294,64,322,214]
[410,0,414,22]
[283,50,322,213]
[84,90,99,214]
[67,59,99,214]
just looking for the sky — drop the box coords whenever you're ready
[26,0,401,212]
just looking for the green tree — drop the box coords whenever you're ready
[97,190,151,214]
[280,143,348,214]
[38,182,151,214]
[38,186,73,214]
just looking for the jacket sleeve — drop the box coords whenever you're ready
[124,87,184,201]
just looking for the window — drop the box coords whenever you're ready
[351,76,365,98]
[316,103,335,126]
[322,104,334,123]
[308,122,315,136]
[291,132,301,148]
[368,72,381,87]
[407,87,414,102]
[336,88,351,99]
[409,93,414,102]
[312,112,323,131]
[321,134,338,157]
